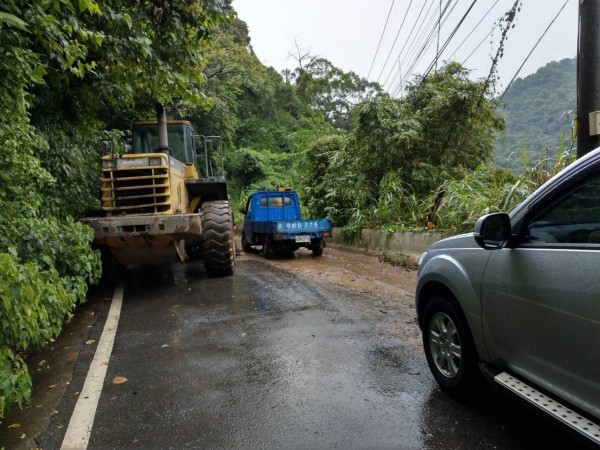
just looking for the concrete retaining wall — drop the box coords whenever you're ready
[329,227,446,267]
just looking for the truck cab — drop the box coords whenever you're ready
[244,189,301,222]
[241,189,331,258]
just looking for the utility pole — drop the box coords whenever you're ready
[577,0,600,158]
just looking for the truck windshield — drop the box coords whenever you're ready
[132,123,194,164]
[260,196,291,207]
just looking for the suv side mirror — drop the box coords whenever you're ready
[474,213,511,250]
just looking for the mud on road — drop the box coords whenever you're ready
[241,244,421,345]
[0,245,422,450]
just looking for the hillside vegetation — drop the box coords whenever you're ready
[495,58,576,170]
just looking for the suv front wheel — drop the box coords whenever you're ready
[422,295,481,398]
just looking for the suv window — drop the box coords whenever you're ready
[527,176,600,244]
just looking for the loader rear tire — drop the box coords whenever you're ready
[201,200,235,277]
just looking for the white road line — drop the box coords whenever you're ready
[61,283,125,450]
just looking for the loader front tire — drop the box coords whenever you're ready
[201,201,235,277]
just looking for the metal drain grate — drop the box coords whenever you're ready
[495,372,600,446]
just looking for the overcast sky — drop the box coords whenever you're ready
[232,0,577,95]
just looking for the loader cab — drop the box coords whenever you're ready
[131,121,196,165]
[130,121,224,181]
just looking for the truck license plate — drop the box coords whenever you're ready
[295,235,311,243]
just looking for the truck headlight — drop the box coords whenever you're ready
[102,159,117,169]
[148,156,164,166]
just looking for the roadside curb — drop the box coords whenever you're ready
[328,227,445,267]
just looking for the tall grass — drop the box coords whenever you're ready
[427,134,576,234]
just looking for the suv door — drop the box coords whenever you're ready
[480,174,600,418]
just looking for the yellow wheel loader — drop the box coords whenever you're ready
[80,105,235,277]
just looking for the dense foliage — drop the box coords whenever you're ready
[0,0,230,417]
[289,57,382,131]
[301,63,507,234]
[190,18,376,208]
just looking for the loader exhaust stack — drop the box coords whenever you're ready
[156,102,169,152]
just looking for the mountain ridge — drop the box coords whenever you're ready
[494,57,576,170]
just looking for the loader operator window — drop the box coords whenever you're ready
[132,124,194,164]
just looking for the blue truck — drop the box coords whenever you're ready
[241,189,332,258]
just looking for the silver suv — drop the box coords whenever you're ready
[416,148,600,446]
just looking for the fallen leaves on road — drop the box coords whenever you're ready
[8,423,21,429]
[112,376,128,385]
[85,339,96,345]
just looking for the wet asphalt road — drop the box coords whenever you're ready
[4,255,590,449]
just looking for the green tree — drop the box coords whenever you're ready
[0,0,229,417]
[402,62,505,187]
[291,57,382,131]
[191,18,337,205]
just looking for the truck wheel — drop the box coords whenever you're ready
[262,238,276,259]
[311,239,324,257]
[201,200,235,277]
[422,295,482,399]
[242,234,252,253]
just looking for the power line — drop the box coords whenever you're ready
[367,0,396,80]
[399,0,446,81]
[393,0,463,93]
[383,0,441,90]
[436,0,442,73]
[378,0,431,85]
[421,0,480,79]
[396,0,459,92]
[501,0,570,98]
[378,0,424,86]
[381,0,437,88]
[376,0,415,83]
[391,0,461,95]
[445,0,501,62]
[461,24,496,66]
